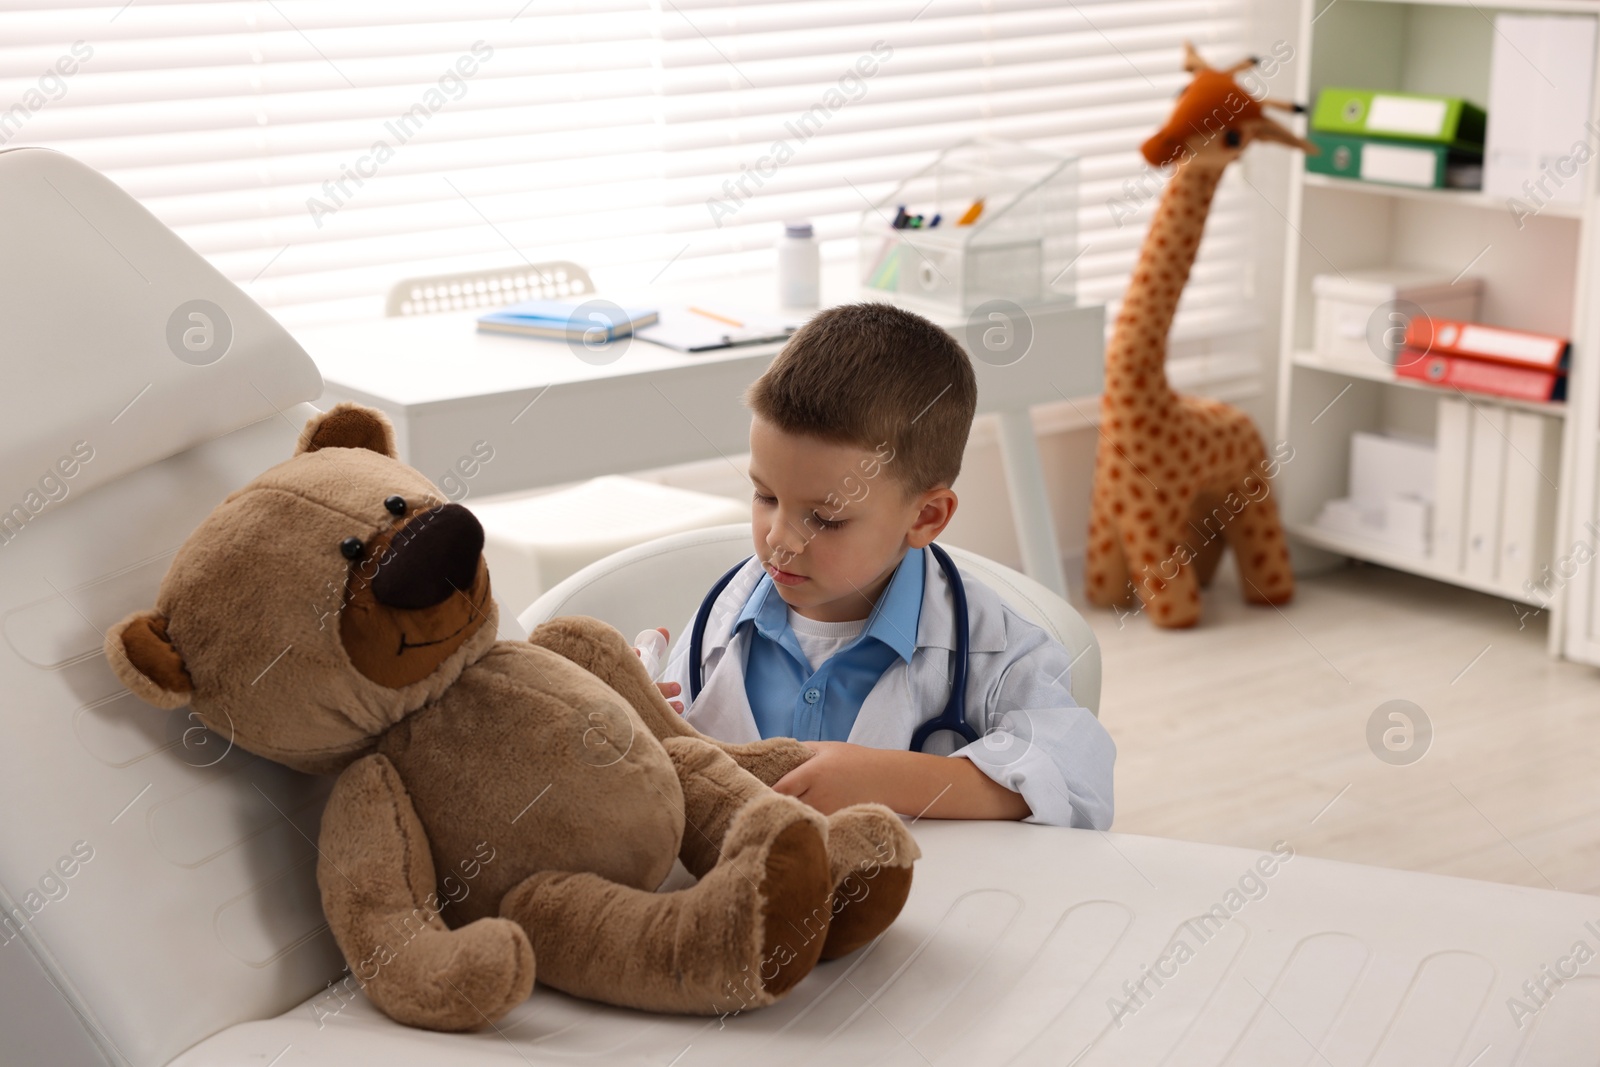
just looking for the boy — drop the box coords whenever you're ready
[655,302,1114,828]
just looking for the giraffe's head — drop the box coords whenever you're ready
[1141,42,1316,173]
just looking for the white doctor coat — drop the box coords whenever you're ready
[660,550,1115,829]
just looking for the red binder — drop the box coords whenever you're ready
[1404,318,1569,372]
[1395,350,1565,402]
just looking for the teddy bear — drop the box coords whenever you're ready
[103,402,919,1033]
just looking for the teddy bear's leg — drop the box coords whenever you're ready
[663,737,918,961]
[528,614,813,785]
[499,790,833,1014]
[319,755,534,1032]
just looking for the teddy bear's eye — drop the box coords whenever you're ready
[340,536,365,560]
[384,495,407,516]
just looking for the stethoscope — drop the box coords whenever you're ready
[687,542,973,752]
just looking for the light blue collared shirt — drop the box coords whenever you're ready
[735,548,925,742]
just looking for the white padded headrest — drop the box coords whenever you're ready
[0,147,320,512]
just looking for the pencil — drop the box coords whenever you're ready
[689,306,744,328]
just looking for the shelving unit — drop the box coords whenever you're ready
[1277,0,1600,663]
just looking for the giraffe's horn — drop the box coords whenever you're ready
[1261,98,1308,114]
[1182,41,1209,73]
[1224,56,1260,75]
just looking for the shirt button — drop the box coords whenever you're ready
[804,687,821,704]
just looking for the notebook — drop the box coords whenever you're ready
[476,299,659,342]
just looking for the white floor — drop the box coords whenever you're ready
[1089,556,1600,896]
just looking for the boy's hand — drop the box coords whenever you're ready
[771,741,883,814]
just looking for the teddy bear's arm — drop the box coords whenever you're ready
[318,754,534,1032]
[527,616,814,786]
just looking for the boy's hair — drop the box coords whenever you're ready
[744,302,977,497]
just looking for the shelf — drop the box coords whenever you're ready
[1291,350,1568,417]
[1301,173,1584,220]
[1288,522,1544,606]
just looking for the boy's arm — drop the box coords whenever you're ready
[773,742,1032,820]
[950,625,1116,829]
[776,623,1116,827]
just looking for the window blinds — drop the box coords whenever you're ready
[0,0,1258,344]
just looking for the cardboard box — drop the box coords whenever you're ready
[1313,268,1482,368]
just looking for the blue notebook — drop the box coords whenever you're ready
[477,299,658,342]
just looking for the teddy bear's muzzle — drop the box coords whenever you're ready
[372,503,485,610]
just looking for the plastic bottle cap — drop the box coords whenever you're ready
[784,221,814,239]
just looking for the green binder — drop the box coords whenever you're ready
[1306,131,1481,189]
[1312,88,1486,147]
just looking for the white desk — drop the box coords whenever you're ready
[295,270,1104,596]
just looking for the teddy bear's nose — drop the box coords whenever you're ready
[370,503,484,610]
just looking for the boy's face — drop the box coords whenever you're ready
[748,415,955,623]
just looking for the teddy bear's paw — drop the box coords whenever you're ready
[818,804,919,961]
[715,793,833,1001]
[370,917,535,1032]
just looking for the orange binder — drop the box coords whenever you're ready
[1404,317,1568,372]
[1395,350,1565,402]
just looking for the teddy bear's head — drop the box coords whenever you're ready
[105,403,500,774]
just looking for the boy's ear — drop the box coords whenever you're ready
[907,488,958,548]
[295,402,399,459]
[105,611,193,709]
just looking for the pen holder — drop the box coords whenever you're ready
[858,139,1078,316]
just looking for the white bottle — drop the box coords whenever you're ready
[777,221,820,309]
[633,628,668,680]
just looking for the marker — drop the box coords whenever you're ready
[928,213,941,227]
[892,205,908,229]
[957,198,984,226]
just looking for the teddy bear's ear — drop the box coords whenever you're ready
[104,610,193,710]
[295,402,399,459]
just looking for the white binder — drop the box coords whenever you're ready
[1431,397,1472,571]
[1498,411,1561,590]
[1463,403,1509,583]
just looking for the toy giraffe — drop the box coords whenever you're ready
[1085,44,1314,628]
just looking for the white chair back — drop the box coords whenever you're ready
[519,524,1102,715]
